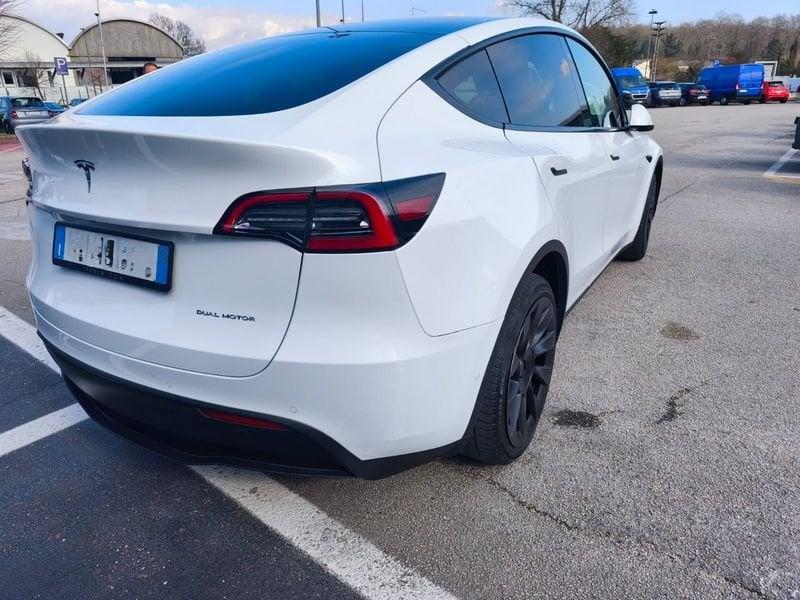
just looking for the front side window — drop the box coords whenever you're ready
[435,49,508,124]
[567,39,622,129]
[487,34,588,128]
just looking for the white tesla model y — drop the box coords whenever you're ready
[19,17,662,478]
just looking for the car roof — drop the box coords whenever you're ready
[327,17,499,35]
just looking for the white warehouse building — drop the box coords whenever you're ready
[0,15,183,103]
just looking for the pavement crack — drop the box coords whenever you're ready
[660,180,697,205]
[720,574,768,599]
[457,466,579,532]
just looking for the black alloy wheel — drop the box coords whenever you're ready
[505,296,557,448]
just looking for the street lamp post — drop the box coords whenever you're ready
[646,9,657,79]
[94,0,110,90]
[315,0,321,27]
[651,21,667,82]
[340,0,345,23]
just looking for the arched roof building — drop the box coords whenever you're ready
[69,19,183,84]
[0,14,183,94]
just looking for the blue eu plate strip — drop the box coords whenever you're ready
[53,224,66,260]
[155,244,170,284]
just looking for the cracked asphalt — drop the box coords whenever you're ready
[1,102,799,599]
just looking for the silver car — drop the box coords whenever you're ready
[0,96,51,133]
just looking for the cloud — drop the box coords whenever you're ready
[19,0,320,49]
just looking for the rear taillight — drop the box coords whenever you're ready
[215,173,445,253]
[10,110,17,119]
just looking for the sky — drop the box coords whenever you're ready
[16,0,800,50]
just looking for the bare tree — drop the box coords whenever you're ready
[19,51,45,96]
[149,13,206,57]
[0,0,22,57]
[504,0,635,31]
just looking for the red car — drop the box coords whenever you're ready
[760,80,790,103]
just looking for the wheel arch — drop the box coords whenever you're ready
[653,156,664,214]
[527,240,569,332]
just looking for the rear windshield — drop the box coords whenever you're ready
[768,81,785,87]
[11,98,45,108]
[79,31,441,117]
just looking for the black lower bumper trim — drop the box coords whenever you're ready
[43,337,465,479]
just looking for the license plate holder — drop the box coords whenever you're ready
[52,223,173,292]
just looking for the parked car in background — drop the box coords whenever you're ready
[43,101,66,118]
[68,98,88,108]
[648,81,681,106]
[18,17,663,478]
[611,67,651,107]
[760,80,789,104]
[697,63,765,105]
[677,83,709,106]
[0,96,51,133]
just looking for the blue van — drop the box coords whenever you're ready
[697,64,765,105]
[610,67,651,107]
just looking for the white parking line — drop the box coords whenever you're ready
[764,148,799,180]
[0,404,88,458]
[198,465,458,600]
[0,306,58,371]
[0,144,22,153]
[0,304,459,600]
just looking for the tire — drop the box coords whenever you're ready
[720,96,729,105]
[780,99,788,104]
[462,273,559,464]
[679,97,687,106]
[617,172,659,262]
[742,100,751,105]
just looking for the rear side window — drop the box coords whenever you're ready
[487,34,588,128]
[566,38,622,128]
[80,31,440,117]
[435,50,508,124]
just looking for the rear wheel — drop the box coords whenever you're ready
[742,100,751,105]
[720,96,729,105]
[617,172,659,262]
[679,97,687,106]
[780,99,788,104]
[462,273,558,464]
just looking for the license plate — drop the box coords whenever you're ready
[52,223,173,291]
[24,111,47,117]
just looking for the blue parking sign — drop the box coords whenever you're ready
[54,57,69,75]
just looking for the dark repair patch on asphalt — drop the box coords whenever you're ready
[655,387,693,425]
[660,321,701,341]
[552,409,601,429]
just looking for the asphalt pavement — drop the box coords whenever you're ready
[1,103,799,599]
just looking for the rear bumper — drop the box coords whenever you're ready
[12,118,50,128]
[47,338,467,479]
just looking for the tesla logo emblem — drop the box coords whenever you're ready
[74,160,95,193]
